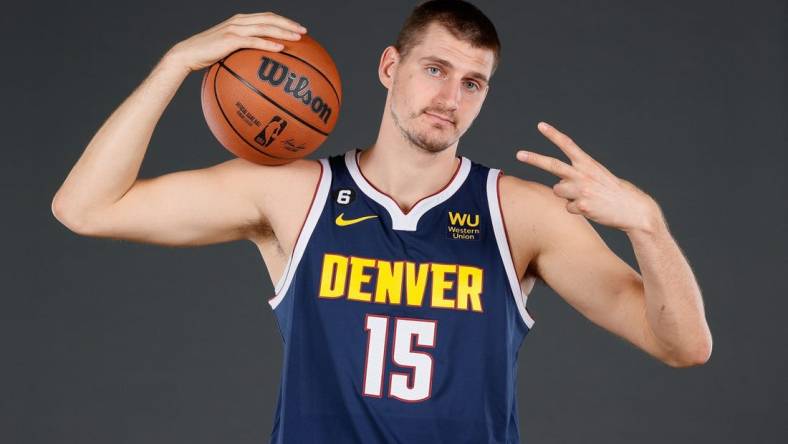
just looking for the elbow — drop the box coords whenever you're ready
[51,194,96,236]
[664,334,713,368]
[666,348,711,368]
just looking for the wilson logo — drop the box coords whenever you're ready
[257,57,333,124]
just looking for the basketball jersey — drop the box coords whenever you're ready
[267,148,536,443]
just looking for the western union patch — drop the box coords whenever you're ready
[447,211,481,241]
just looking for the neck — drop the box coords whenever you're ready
[358,141,460,214]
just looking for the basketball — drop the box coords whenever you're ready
[201,34,342,166]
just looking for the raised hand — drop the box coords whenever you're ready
[516,122,660,233]
[165,12,308,72]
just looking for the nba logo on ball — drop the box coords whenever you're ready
[255,115,288,148]
[201,34,342,166]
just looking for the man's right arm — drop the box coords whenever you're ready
[51,13,312,247]
[56,155,320,247]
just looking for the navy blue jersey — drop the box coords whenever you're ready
[267,148,536,443]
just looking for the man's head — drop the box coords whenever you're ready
[394,0,501,75]
[378,0,500,154]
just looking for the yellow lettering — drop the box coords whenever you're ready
[374,260,403,304]
[347,256,376,302]
[430,263,456,309]
[405,262,429,307]
[456,266,483,312]
[448,211,467,226]
[319,255,484,313]
[319,253,348,298]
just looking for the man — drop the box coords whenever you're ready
[52,1,712,442]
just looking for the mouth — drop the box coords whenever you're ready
[423,111,455,125]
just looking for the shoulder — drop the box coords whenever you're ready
[215,156,324,202]
[498,172,592,234]
[218,156,322,183]
[497,173,560,219]
[496,173,594,277]
[218,156,326,240]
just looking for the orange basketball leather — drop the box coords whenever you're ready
[201,34,342,165]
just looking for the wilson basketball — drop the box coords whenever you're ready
[201,34,342,165]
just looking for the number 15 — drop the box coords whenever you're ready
[362,314,437,402]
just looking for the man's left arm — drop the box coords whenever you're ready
[512,122,712,367]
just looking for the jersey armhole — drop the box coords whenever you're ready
[486,168,536,329]
[268,158,332,309]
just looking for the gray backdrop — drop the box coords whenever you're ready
[2,0,785,442]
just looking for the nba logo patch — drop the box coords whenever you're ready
[447,211,481,241]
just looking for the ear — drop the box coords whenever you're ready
[378,46,400,89]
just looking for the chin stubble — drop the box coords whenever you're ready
[390,105,453,154]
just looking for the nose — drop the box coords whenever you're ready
[434,78,461,112]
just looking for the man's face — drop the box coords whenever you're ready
[387,22,495,154]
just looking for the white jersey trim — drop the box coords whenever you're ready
[269,158,332,310]
[345,148,471,231]
[486,168,536,329]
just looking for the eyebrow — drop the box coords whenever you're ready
[418,56,490,84]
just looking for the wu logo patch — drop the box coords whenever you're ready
[447,211,481,241]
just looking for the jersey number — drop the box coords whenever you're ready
[336,189,353,204]
[362,314,437,402]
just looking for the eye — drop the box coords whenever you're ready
[464,81,480,92]
[426,66,442,76]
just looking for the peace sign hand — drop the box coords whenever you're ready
[517,122,661,234]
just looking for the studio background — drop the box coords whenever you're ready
[2,0,785,442]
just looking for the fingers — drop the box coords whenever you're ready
[537,121,591,163]
[516,150,582,180]
[239,36,288,52]
[228,12,307,34]
[221,13,308,54]
[552,179,581,200]
[536,121,618,182]
[565,199,585,215]
[231,23,304,41]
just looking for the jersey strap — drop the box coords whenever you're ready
[486,168,536,328]
[269,158,332,309]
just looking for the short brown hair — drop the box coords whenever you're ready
[394,0,501,74]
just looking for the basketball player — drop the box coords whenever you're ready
[51,1,712,442]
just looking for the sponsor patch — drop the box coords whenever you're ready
[447,211,481,241]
